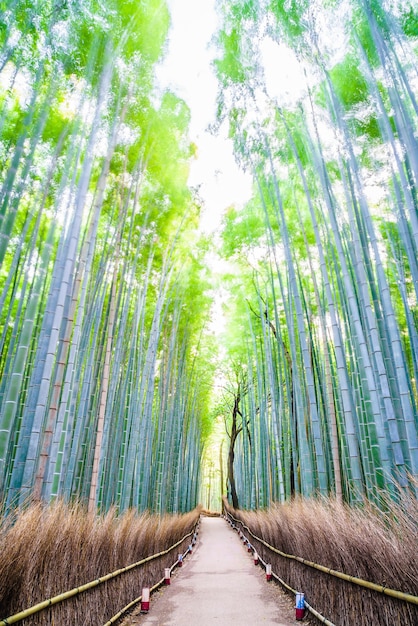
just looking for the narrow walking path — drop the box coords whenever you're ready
[123,516,312,625]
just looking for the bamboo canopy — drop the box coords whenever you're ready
[0,0,417,515]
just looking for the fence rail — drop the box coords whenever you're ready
[225,512,336,624]
[0,525,198,625]
[226,511,418,606]
[102,541,194,626]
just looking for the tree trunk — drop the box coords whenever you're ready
[227,437,239,509]
[219,439,225,501]
[227,388,242,509]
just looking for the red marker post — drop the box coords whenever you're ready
[295,592,305,620]
[164,568,171,585]
[140,587,150,613]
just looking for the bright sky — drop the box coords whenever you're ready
[156,0,253,234]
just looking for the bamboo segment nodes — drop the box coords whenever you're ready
[0,2,212,515]
[215,0,418,509]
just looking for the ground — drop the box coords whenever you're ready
[120,516,318,626]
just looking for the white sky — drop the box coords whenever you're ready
[156,0,253,234]
[154,0,318,338]
[154,0,310,337]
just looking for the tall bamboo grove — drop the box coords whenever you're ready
[215,0,418,508]
[0,0,214,514]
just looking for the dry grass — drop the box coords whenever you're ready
[224,485,418,625]
[201,509,221,517]
[0,500,201,624]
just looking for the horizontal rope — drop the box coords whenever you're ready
[303,600,336,626]
[228,515,335,625]
[0,528,196,625]
[226,512,418,606]
[103,542,194,625]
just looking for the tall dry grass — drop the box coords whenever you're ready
[0,500,200,624]
[224,486,418,625]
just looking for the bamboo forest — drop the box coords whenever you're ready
[0,0,418,517]
[1,1,418,624]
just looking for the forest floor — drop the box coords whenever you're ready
[120,516,317,626]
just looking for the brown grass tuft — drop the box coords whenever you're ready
[0,500,200,624]
[224,486,418,625]
[201,509,220,517]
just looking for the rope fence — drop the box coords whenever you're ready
[225,512,336,624]
[225,511,418,606]
[102,540,194,625]
[0,523,199,626]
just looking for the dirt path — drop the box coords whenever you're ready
[121,516,314,626]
